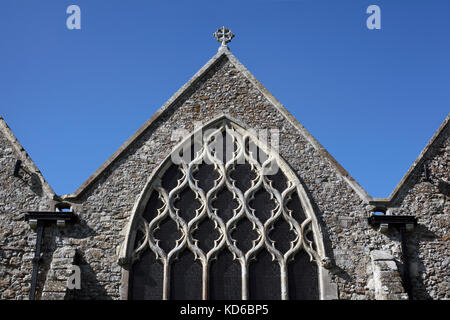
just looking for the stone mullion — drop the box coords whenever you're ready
[162,259,170,300]
[222,126,249,300]
[241,260,249,300]
[281,184,303,262]
[165,165,190,300]
[258,156,290,300]
[144,186,171,300]
[280,260,288,300]
[279,183,303,300]
[202,261,209,300]
[239,134,266,300]
[194,130,225,300]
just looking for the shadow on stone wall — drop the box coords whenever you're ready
[406,224,437,300]
[29,173,43,197]
[437,179,450,197]
[36,226,57,300]
[14,171,43,197]
[380,224,436,300]
[37,220,112,300]
[66,251,112,300]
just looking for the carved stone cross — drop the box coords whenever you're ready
[213,26,234,46]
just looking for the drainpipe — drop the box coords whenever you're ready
[29,220,44,300]
[24,211,77,300]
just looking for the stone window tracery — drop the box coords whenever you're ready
[125,118,325,300]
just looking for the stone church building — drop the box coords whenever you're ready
[0,28,448,300]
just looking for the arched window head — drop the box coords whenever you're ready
[120,115,330,300]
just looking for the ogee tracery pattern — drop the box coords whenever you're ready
[130,120,322,300]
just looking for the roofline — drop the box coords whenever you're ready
[222,49,372,203]
[62,45,372,202]
[370,114,449,206]
[63,47,229,199]
[0,115,56,198]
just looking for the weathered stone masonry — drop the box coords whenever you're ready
[374,116,449,300]
[0,117,54,299]
[0,44,448,300]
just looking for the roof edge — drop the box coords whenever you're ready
[63,47,230,200]
[222,50,373,203]
[0,115,56,198]
[372,113,450,207]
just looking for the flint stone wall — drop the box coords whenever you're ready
[389,121,449,300]
[0,118,53,299]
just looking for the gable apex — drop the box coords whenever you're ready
[62,46,372,203]
[0,115,55,199]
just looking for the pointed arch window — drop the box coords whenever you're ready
[121,116,328,300]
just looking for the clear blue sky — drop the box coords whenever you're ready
[0,0,448,197]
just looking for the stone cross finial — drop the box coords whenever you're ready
[213,26,234,47]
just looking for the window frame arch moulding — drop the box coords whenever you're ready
[118,114,337,300]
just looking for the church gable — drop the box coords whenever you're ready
[0,27,447,301]
[373,115,449,300]
[53,41,381,300]
[0,116,54,299]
